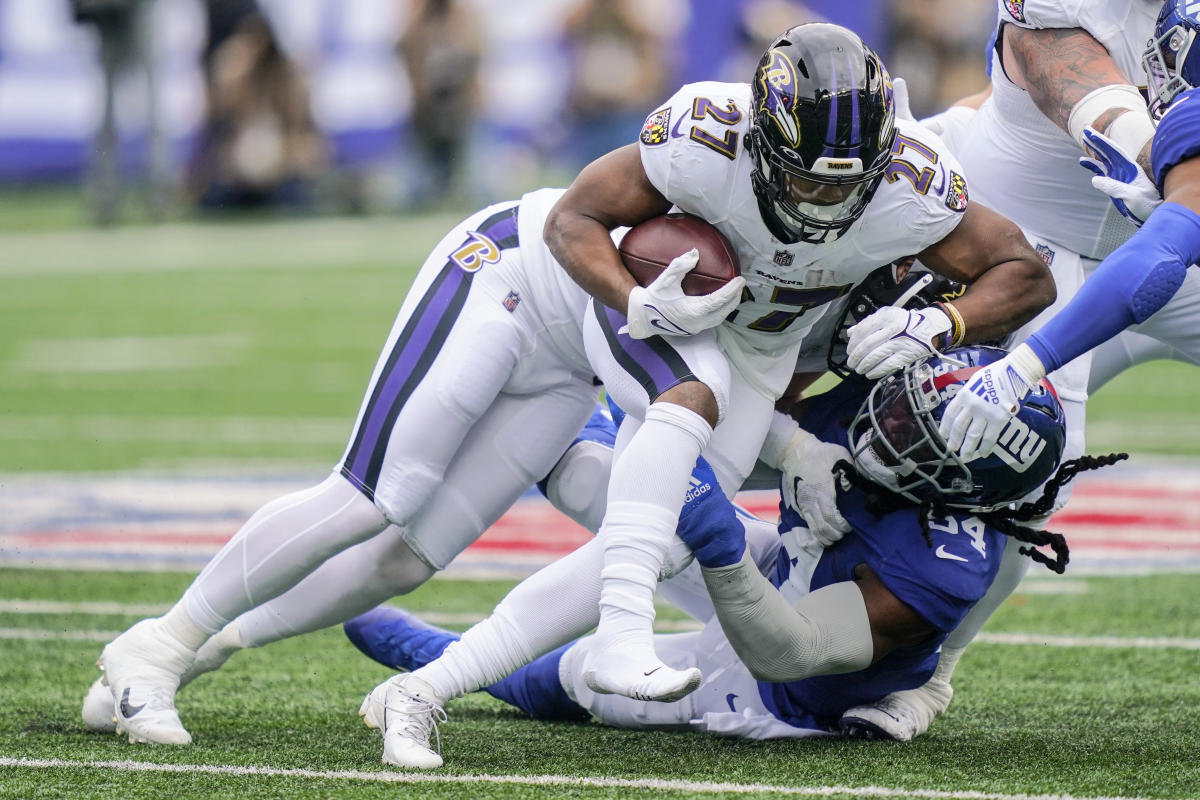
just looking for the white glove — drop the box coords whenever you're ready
[938,343,1047,462]
[846,305,952,380]
[623,248,746,340]
[778,428,851,547]
[1079,126,1162,227]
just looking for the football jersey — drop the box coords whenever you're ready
[1151,87,1200,192]
[758,377,1006,730]
[638,82,967,397]
[958,0,1160,260]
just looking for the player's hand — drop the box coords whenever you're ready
[846,305,952,379]
[938,344,1045,461]
[623,249,746,339]
[892,77,916,122]
[1079,126,1162,227]
[778,429,851,547]
[675,456,745,568]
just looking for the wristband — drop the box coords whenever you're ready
[936,301,966,347]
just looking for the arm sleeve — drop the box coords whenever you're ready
[701,551,874,682]
[1026,202,1200,372]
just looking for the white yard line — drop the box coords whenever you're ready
[0,757,1181,800]
[3,600,1198,649]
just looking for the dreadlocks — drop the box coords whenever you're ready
[833,453,1130,574]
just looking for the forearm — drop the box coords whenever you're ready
[543,207,638,312]
[1027,202,1200,373]
[1005,25,1154,171]
[701,551,873,682]
[951,257,1056,344]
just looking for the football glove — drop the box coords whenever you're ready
[846,305,952,379]
[938,343,1047,461]
[675,456,745,568]
[893,76,916,122]
[778,428,851,547]
[1079,126,1162,227]
[623,248,745,340]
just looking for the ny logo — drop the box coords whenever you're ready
[994,417,1046,473]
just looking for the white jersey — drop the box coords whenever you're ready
[638,81,966,394]
[959,0,1159,260]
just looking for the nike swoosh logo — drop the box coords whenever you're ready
[671,116,686,138]
[935,545,968,562]
[119,687,146,718]
[725,693,739,712]
[643,667,661,676]
[649,318,690,335]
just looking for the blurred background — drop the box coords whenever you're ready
[0,0,996,223]
[2,0,1193,483]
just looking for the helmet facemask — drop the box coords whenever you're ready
[1142,2,1200,117]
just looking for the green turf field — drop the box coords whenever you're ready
[0,568,1197,799]
[3,210,1200,798]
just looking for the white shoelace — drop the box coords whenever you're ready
[384,679,448,754]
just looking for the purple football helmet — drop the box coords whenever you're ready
[848,346,1066,511]
[1143,0,1200,116]
[748,23,896,244]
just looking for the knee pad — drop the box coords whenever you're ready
[542,439,613,533]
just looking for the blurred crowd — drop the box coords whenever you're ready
[62,0,996,224]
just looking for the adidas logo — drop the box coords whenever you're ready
[684,476,712,504]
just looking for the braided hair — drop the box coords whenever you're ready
[834,452,1129,574]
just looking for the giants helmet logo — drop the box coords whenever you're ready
[994,416,1047,473]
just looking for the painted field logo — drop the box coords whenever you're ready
[994,417,1046,473]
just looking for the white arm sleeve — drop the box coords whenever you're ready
[701,551,873,682]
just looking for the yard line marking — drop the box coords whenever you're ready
[974,632,1200,650]
[2,607,1197,649]
[0,757,1181,800]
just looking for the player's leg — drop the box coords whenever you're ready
[536,404,616,533]
[1088,330,1184,393]
[90,203,538,744]
[578,299,744,702]
[183,384,597,686]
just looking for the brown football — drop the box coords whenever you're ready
[618,213,741,297]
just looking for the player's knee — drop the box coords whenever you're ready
[371,536,437,595]
[373,464,443,526]
[656,379,723,428]
[543,440,612,533]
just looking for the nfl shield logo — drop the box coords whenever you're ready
[1035,243,1055,266]
[503,291,521,312]
[773,250,794,267]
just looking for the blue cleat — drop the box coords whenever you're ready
[343,607,457,672]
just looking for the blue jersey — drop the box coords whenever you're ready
[1152,87,1200,192]
[759,377,1006,731]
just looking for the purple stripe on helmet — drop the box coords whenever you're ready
[848,51,862,159]
[346,266,470,482]
[823,52,839,159]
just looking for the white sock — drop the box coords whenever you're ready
[181,474,388,633]
[595,402,712,653]
[159,603,210,651]
[415,537,605,699]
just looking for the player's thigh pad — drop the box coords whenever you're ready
[399,381,599,570]
[339,202,567,524]
[582,299,732,424]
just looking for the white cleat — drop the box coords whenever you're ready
[97,618,196,745]
[839,677,954,742]
[81,677,117,733]
[582,649,702,703]
[370,674,448,770]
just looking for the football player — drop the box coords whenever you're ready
[942,1,1200,461]
[835,0,1200,743]
[86,21,1052,745]
[350,347,1113,768]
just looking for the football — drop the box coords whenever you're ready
[618,213,741,296]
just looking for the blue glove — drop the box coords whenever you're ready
[1079,126,1162,227]
[675,456,745,568]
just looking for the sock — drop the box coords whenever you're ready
[595,402,712,652]
[159,603,210,651]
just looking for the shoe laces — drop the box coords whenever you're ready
[384,679,448,753]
